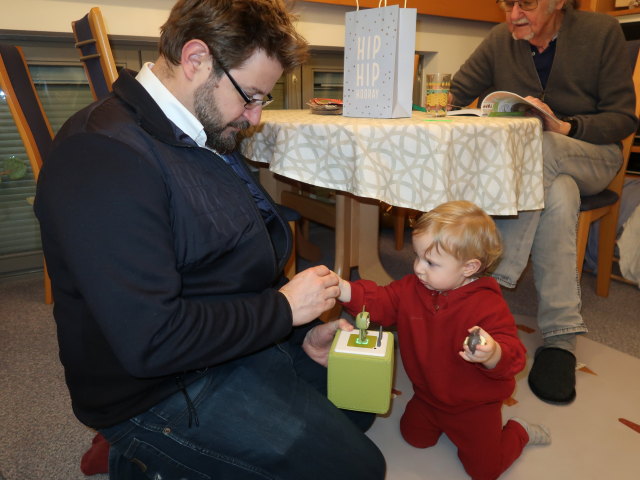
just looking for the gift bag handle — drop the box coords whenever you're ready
[355,1,408,11]
[377,1,408,7]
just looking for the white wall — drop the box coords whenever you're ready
[2,0,495,92]
[294,2,494,76]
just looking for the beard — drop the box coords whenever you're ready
[194,73,250,154]
[510,17,535,41]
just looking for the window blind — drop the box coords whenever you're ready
[0,64,92,275]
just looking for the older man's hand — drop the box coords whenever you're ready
[524,95,571,135]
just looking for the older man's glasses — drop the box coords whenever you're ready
[496,0,539,11]
[213,56,273,110]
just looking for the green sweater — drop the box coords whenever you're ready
[450,6,637,145]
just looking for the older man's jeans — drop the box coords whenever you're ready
[492,132,622,341]
[99,330,385,480]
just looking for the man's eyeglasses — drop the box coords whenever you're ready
[213,55,273,110]
[496,0,538,12]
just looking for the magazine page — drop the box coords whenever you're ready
[447,108,483,117]
[480,91,561,124]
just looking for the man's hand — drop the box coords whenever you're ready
[302,318,354,367]
[279,265,340,326]
[524,96,571,135]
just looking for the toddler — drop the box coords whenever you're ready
[338,200,550,480]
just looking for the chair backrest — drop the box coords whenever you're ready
[71,7,118,101]
[0,44,54,180]
[608,43,640,197]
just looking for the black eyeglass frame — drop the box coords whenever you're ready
[496,0,539,12]
[212,55,274,109]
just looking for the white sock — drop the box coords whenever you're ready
[511,417,552,446]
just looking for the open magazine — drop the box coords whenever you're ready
[448,91,562,124]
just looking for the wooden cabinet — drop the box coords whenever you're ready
[577,0,640,13]
[580,0,616,12]
[381,1,640,30]
[302,0,627,22]
[302,0,504,23]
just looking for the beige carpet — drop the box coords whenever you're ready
[366,313,640,480]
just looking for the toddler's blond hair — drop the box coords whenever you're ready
[412,201,502,274]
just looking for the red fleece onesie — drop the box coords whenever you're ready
[343,275,528,480]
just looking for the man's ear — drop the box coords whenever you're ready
[463,259,482,278]
[180,39,211,80]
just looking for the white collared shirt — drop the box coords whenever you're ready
[135,63,276,221]
[135,62,208,148]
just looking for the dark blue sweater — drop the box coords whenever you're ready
[34,70,293,429]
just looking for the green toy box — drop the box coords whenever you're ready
[327,328,395,414]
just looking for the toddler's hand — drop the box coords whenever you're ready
[459,327,501,369]
[336,276,352,303]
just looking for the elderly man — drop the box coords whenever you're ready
[450,0,637,404]
[34,0,385,478]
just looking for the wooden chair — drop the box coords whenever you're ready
[576,43,640,296]
[0,44,54,304]
[71,6,118,101]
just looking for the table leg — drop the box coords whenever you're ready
[258,167,280,199]
[317,194,350,322]
[261,168,394,315]
[323,193,394,321]
[333,193,394,285]
[352,198,394,286]
[333,193,352,280]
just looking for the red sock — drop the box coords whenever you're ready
[80,432,110,475]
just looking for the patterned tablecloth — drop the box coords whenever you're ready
[241,109,544,216]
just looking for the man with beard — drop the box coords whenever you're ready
[449,0,637,405]
[34,1,385,478]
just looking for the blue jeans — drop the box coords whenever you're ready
[492,132,622,340]
[99,333,385,479]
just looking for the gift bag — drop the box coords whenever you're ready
[342,1,417,118]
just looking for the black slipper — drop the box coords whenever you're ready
[528,347,576,404]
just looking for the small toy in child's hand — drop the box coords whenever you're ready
[464,327,487,354]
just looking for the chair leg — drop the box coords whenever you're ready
[595,206,620,297]
[44,260,53,305]
[393,207,407,250]
[575,212,591,281]
[284,220,296,280]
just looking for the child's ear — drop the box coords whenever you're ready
[463,259,482,278]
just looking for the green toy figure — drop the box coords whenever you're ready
[355,306,370,345]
